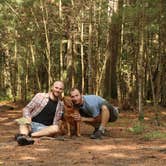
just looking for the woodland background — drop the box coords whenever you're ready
[0,0,165,118]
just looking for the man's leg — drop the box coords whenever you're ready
[16,122,47,146]
[16,123,60,145]
[100,105,110,128]
[90,105,110,139]
[16,124,34,146]
[19,124,31,135]
[31,125,60,137]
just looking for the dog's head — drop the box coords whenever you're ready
[63,96,74,111]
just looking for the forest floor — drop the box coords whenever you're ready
[0,101,166,166]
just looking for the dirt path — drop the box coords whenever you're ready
[0,102,165,166]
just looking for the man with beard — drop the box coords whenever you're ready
[15,81,64,145]
[70,88,118,139]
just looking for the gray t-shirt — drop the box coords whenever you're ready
[80,95,106,117]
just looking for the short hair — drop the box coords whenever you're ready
[70,87,82,94]
[51,81,64,91]
[53,80,64,86]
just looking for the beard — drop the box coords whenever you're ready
[51,91,60,100]
[73,103,83,109]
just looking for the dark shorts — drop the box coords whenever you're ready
[101,101,119,122]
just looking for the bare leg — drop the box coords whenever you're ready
[66,122,71,136]
[19,124,31,135]
[90,105,110,139]
[16,124,34,146]
[81,105,110,134]
[81,105,110,129]
[100,105,110,128]
[76,122,81,137]
[31,125,59,138]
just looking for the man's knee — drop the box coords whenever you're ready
[101,105,110,118]
[101,105,110,113]
[49,125,60,133]
[19,124,31,134]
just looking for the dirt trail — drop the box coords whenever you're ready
[0,102,165,166]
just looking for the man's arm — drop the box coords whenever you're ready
[23,93,40,118]
[73,113,101,123]
[82,115,101,122]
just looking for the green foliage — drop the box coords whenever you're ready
[0,0,165,102]
[139,114,144,122]
[61,0,72,5]
[0,89,12,101]
[129,122,145,134]
[142,131,166,141]
[0,96,12,101]
[15,0,24,4]
[0,0,6,4]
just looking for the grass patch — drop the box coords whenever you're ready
[142,131,166,141]
[128,122,145,134]
[0,96,12,101]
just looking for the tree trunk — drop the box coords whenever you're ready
[30,43,41,92]
[80,10,85,92]
[137,1,144,121]
[41,0,51,90]
[59,0,63,81]
[103,0,120,99]
[87,0,93,93]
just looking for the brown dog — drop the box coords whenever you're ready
[63,96,81,137]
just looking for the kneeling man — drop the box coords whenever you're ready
[70,88,118,139]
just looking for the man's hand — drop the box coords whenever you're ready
[15,117,32,125]
[26,117,32,123]
[73,113,82,121]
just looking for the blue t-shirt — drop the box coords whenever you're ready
[80,95,106,117]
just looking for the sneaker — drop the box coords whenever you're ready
[90,130,103,139]
[92,128,98,134]
[15,133,32,140]
[103,129,111,137]
[16,135,34,146]
[114,107,119,114]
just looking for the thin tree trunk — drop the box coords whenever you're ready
[147,55,160,125]
[4,47,12,98]
[12,39,18,101]
[80,10,85,92]
[41,0,51,89]
[138,26,144,121]
[59,0,63,81]
[87,0,93,93]
[117,0,125,106]
[30,43,41,92]
[95,0,102,95]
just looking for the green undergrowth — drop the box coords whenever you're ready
[141,131,166,141]
[128,121,166,140]
[128,122,145,134]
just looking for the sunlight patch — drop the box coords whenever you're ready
[82,145,116,151]
[144,117,150,120]
[107,153,140,159]
[20,156,36,160]
[161,112,166,115]
[82,145,137,151]
[0,117,8,121]
[35,148,50,152]
[0,161,4,165]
